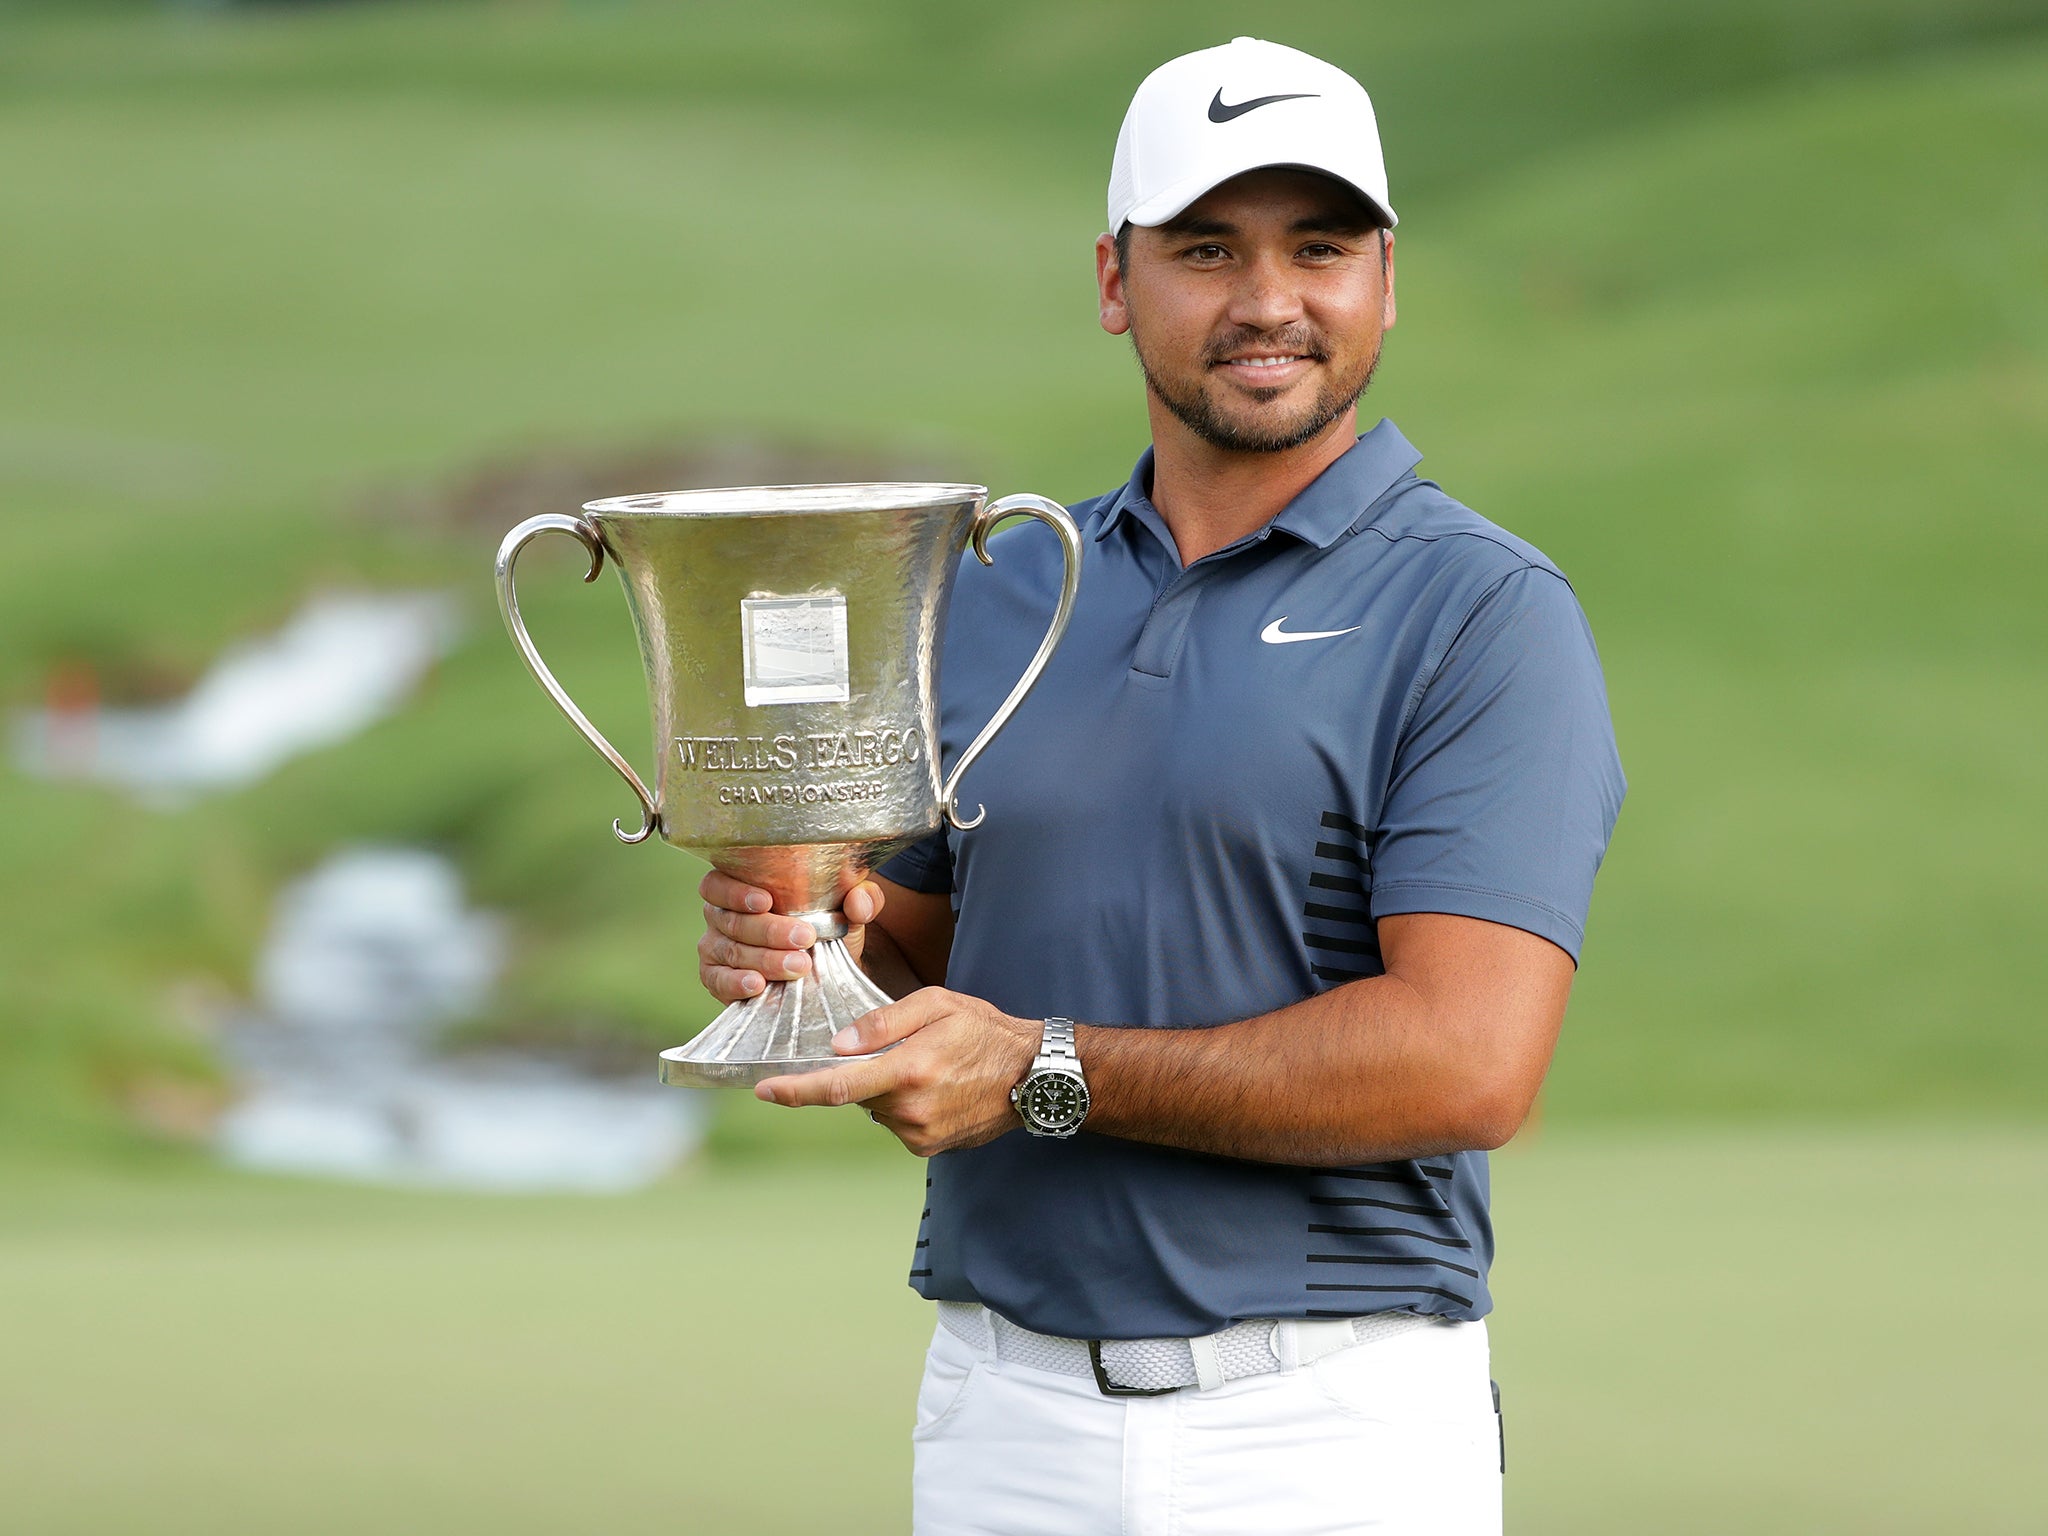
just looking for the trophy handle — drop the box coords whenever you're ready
[941,493,1083,830]
[494,513,661,845]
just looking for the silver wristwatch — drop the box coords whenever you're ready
[1010,1017,1090,1137]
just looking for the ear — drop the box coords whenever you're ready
[1379,230,1397,331]
[1095,232,1130,337]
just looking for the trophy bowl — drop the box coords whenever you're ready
[495,482,1081,1088]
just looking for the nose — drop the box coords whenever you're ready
[1227,252,1306,332]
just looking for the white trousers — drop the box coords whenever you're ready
[911,1312,1503,1536]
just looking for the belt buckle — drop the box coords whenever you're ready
[1087,1339,1178,1398]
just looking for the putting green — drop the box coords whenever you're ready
[1,1124,2040,1534]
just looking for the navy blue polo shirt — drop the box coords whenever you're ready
[879,419,1625,1340]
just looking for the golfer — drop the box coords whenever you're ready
[699,37,1624,1535]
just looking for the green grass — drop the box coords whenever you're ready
[1,1126,2041,1534]
[0,0,2044,1151]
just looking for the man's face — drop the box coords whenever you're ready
[1096,168,1396,454]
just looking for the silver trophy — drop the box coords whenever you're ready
[494,483,1082,1088]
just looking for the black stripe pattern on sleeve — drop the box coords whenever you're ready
[1303,810,1381,986]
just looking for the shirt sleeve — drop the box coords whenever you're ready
[1369,565,1626,962]
[877,830,955,896]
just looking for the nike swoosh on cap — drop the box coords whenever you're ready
[1260,618,1361,645]
[1208,89,1319,124]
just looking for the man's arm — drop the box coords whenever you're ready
[1080,913,1571,1162]
[853,876,956,998]
[755,910,1573,1165]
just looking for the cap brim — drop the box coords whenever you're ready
[1123,159,1396,231]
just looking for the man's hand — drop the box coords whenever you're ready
[696,870,886,1004]
[754,988,1039,1158]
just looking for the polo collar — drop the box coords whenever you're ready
[1091,419,1425,552]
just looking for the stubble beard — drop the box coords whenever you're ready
[1134,324,1382,455]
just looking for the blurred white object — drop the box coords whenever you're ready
[12,590,458,803]
[218,845,706,1193]
[217,1060,703,1195]
[257,845,503,1042]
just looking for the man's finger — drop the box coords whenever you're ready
[829,987,960,1056]
[699,964,767,1004]
[842,879,887,926]
[702,902,818,954]
[699,868,773,915]
[699,920,814,979]
[754,1055,901,1108]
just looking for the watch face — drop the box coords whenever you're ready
[1021,1071,1089,1134]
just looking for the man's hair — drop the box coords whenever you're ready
[1113,221,1388,271]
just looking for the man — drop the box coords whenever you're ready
[698,36,1624,1536]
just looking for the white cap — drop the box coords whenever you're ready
[1107,37,1396,233]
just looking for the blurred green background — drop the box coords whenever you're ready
[1,0,2042,1531]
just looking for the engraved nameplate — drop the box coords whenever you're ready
[673,729,923,773]
[741,594,851,707]
[673,727,925,810]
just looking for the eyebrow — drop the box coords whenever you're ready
[1157,209,1382,240]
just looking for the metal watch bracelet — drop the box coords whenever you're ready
[1033,1017,1080,1072]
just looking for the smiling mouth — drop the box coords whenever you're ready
[1210,352,1321,390]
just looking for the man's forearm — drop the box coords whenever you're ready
[856,923,928,1000]
[1077,921,1569,1166]
[853,877,957,1000]
[1075,982,1498,1165]
[770,913,1573,1167]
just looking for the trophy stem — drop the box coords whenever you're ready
[659,936,894,1089]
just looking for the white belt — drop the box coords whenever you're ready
[937,1300,1440,1397]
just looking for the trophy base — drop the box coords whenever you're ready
[658,936,894,1090]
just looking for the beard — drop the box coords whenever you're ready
[1134,322,1381,454]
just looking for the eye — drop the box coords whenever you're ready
[1183,243,1230,264]
[1298,242,1343,262]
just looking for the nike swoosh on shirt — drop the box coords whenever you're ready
[1208,90,1319,124]
[1260,618,1362,645]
